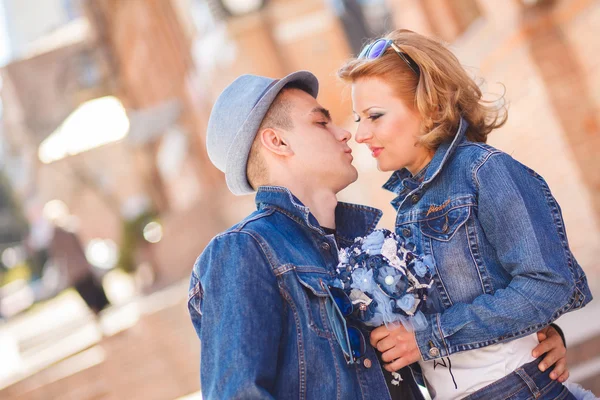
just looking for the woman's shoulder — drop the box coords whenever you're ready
[447,141,540,188]
[445,141,502,176]
[455,141,502,161]
[452,141,529,171]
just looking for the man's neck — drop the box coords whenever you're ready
[269,181,338,229]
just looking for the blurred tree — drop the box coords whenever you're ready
[0,169,28,245]
[0,169,29,282]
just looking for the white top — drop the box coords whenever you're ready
[418,333,539,400]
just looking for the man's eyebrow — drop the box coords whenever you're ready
[311,107,332,122]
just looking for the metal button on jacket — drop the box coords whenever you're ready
[429,347,440,358]
[320,242,331,251]
[363,358,372,368]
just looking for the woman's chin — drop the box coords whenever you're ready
[376,159,397,172]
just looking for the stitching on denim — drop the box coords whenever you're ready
[260,185,311,215]
[534,174,578,286]
[449,323,544,350]
[466,218,492,294]
[231,208,275,231]
[429,236,454,308]
[462,141,497,153]
[395,197,475,225]
[539,378,563,395]
[515,368,540,397]
[273,264,296,276]
[420,206,472,242]
[279,284,307,399]
[472,150,501,189]
[462,374,527,400]
[421,117,465,186]
[240,231,279,271]
[552,386,570,400]
[323,323,342,400]
[187,282,203,315]
[286,269,333,338]
[272,206,313,230]
[436,313,450,356]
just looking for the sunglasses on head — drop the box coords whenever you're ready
[358,38,420,76]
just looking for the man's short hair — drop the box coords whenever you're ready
[247,82,312,189]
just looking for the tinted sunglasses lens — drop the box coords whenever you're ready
[367,39,389,59]
[329,286,353,316]
[348,326,366,359]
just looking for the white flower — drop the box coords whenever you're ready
[381,237,397,260]
[349,289,373,306]
[338,250,349,264]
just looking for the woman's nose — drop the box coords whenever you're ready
[355,123,372,144]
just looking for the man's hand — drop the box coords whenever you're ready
[370,324,421,372]
[533,325,569,382]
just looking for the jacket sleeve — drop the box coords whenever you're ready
[187,231,283,398]
[416,152,583,361]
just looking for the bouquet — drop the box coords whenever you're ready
[333,229,435,332]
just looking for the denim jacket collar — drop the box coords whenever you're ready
[255,186,382,244]
[383,117,469,209]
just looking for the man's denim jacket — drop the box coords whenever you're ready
[384,117,593,362]
[188,186,394,400]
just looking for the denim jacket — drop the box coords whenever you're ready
[384,117,593,362]
[187,186,394,400]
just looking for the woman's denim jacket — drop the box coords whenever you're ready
[385,117,593,362]
[188,186,394,400]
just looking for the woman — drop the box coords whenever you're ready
[337,29,593,399]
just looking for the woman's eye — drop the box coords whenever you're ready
[318,121,329,127]
[369,114,383,121]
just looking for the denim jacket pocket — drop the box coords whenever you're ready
[420,205,471,242]
[291,267,336,337]
[295,268,330,297]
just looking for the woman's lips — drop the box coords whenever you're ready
[371,147,383,158]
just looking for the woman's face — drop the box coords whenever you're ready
[351,77,433,174]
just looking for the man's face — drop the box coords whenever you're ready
[283,89,358,193]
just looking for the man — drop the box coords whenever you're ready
[187,71,568,399]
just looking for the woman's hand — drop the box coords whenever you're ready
[533,325,569,382]
[370,323,570,380]
[370,324,421,372]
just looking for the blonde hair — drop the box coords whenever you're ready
[337,29,507,149]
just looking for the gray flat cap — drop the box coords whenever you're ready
[206,71,319,195]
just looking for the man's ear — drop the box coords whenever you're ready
[258,128,294,157]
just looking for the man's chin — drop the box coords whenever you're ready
[334,171,359,194]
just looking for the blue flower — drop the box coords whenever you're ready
[377,266,410,298]
[367,255,385,270]
[397,294,416,312]
[361,230,385,255]
[422,255,436,275]
[350,268,375,293]
[413,260,428,277]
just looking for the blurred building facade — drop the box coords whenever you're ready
[0,0,599,399]
[0,0,598,287]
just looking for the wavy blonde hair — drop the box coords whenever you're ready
[337,29,507,149]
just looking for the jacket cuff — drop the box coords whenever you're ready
[415,313,448,361]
